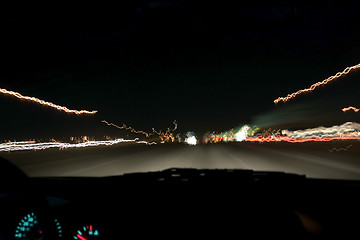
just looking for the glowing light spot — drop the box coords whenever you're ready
[185,136,197,145]
[235,125,250,142]
[0,87,97,114]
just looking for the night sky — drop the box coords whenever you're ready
[1,2,360,141]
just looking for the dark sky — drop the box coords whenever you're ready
[1,2,360,140]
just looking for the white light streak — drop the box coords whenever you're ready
[281,122,360,139]
[0,138,140,152]
[329,145,352,153]
[136,141,157,145]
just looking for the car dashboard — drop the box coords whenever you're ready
[1,167,360,239]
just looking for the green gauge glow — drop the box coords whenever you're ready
[15,212,43,239]
[55,219,63,238]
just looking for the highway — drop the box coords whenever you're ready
[1,141,360,180]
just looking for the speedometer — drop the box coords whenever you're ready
[14,212,63,240]
[14,212,43,239]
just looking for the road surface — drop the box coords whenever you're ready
[1,141,360,180]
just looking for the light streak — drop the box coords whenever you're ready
[329,145,352,153]
[203,125,253,143]
[274,63,360,104]
[203,122,360,144]
[247,122,360,143]
[5,140,36,145]
[342,106,360,112]
[281,122,360,139]
[0,87,97,115]
[102,120,177,142]
[152,127,175,142]
[0,138,140,152]
[172,120,178,131]
[101,120,151,137]
[245,135,359,143]
[136,141,157,145]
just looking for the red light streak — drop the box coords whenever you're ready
[274,63,360,104]
[342,106,359,112]
[0,87,97,115]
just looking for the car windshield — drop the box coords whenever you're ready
[0,2,360,180]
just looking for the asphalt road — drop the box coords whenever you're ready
[1,141,360,180]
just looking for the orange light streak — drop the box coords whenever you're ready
[342,106,360,112]
[102,120,177,142]
[274,63,360,104]
[0,87,97,114]
[101,120,151,137]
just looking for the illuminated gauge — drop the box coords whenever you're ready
[14,212,43,239]
[73,225,99,240]
[54,219,63,238]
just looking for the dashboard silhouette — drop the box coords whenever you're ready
[1,157,359,239]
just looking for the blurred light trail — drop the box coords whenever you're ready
[5,140,36,145]
[329,145,352,153]
[247,122,360,143]
[101,120,177,142]
[342,106,360,112]
[203,122,360,144]
[246,135,359,143]
[274,63,360,104]
[203,125,255,144]
[0,87,97,115]
[101,120,151,137]
[281,122,360,139]
[0,138,144,152]
[152,127,175,142]
[172,120,178,131]
[136,141,157,145]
